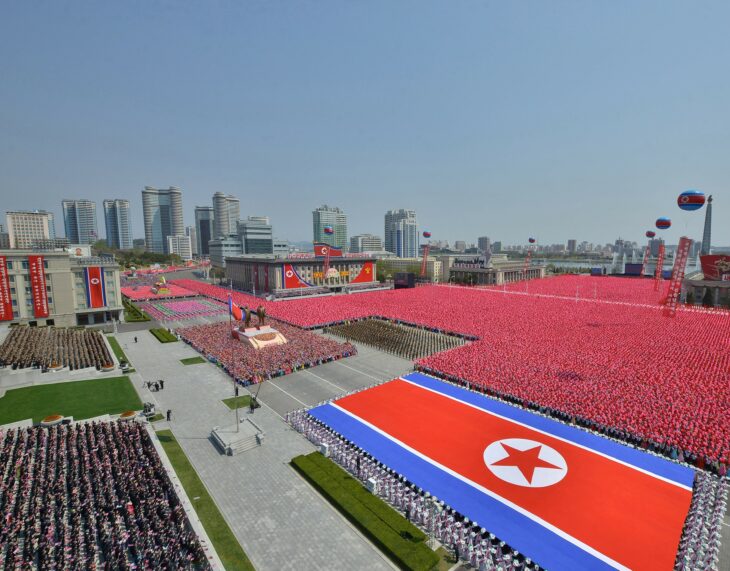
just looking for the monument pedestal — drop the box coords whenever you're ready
[211,418,265,456]
[231,325,287,349]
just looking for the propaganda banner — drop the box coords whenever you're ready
[350,261,375,284]
[640,246,650,277]
[700,255,730,281]
[663,237,693,318]
[0,256,13,321]
[85,267,107,308]
[314,243,343,257]
[282,264,311,289]
[653,244,665,291]
[28,255,49,318]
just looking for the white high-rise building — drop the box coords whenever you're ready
[237,216,273,254]
[141,186,184,254]
[350,234,383,253]
[212,192,240,239]
[62,199,98,245]
[103,199,132,250]
[384,209,418,258]
[6,210,56,249]
[185,225,198,256]
[167,234,193,261]
[313,205,348,251]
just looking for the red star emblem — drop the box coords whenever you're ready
[490,443,562,484]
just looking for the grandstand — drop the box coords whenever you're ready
[0,421,210,569]
[0,327,113,370]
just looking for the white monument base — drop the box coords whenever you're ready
[231,325,287,349]
[211,418,265,456]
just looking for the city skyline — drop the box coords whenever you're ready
[1,3,728,248]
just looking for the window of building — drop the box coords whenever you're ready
[12,299,17,306]
[48,297,53,304]
[12,311,19,318]
[43,261,48,268]
[6,261,12,269]
[21,261,29,269]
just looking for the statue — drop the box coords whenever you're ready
[243,306,252,329]
[256,305,266,329]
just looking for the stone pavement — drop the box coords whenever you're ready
[118,330,398,571]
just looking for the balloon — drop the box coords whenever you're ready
[677,190,705,211]
[528,237,536,244]
[323,226,334,235]
[646,231,656,238]
[656,218,671,230]
[423,231,432,238]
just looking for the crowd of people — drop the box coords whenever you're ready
[177,319,356,385]
[121,284,198,302]
[0,421,210,569]
[173,277,730,468]
[325,318,465,360]
[290,408,728,571]
[0,327,113,371]
[137,299,226,321]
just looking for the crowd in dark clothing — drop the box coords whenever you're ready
[325,318,465,360]
[0,422,210,570]
[0,327,113,371]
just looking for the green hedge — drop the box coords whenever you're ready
[291,453,438,571]
[150,328,178,343]
[123,299,151,322]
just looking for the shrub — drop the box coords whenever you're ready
[150,328,178,343]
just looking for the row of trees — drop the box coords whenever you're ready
[91,240,183,269]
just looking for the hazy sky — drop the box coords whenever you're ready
[1,1,728,246]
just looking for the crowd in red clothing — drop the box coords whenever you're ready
[174,277,730,469]
[121,284,198,301]
[177,319,356,385]
[0,422,209,569]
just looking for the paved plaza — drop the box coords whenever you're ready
[118,329,412,571]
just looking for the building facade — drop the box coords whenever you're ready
[209,237,243,268]
[313,205,348,251]
[194,206,214,256]
[567,239,577,254]
[0,225,9,249]
[6,211,56,249]
[0,249,122,327]
[350,234,383,253]
[477,236,491,253]
[185,225,198,256]
[62,199,98,245]
[237,216,273,254]
[167,235,193,261]
[379,257,442,283]
[449,257,546,285]
[225,254,377,297]
[384,209,418,258]
[141,186,184,254]
[212,192,240,239]
[103,199,133,250]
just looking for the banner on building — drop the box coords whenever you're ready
[28,255,49,318]
[700,255,730,281]
[0,257,12,321]
[350,261,376,284]
[314,243,343,257]
[653,244,665,292]
[663,237,692,318]
[85,266,107,308]
[282,264,312,289]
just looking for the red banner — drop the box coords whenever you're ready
[653,244,665,292]
[700,255,730,281]
[663,237,692,318]
[351,261,376,284]
[28,255,49,318]
[282,264,311,289]
[640,246,650,277]
[85,267,106,308]
[314,243,343,257]
[0,257,12,321]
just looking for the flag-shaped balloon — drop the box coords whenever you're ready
[646,230,656,238]
[324,226,334,235]
[677,190,705,211]
[656,217,671,230]
[228,296,243,321]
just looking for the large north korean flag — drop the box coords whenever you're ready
[85,267,106,308]
[309,373,694,571]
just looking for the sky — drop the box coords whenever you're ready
[1,1,729,247]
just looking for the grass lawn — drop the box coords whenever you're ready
[149,413,165,422]
[181,356,207,366]
[107,336,129,364]
[156,430,254,571]
[0,376,143,425]
[222,395,252,410]
[291,452,439,571]
[150,328,178,343]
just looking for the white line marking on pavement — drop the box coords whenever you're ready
[333,360,384,383]
[264,378,310,406]
[302,369,347,393]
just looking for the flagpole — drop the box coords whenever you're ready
[229,279,239,432]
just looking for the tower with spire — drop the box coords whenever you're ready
[701,195,713,255]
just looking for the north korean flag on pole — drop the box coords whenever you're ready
[228,295,243,321]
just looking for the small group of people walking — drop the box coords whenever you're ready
[145,379,165,392]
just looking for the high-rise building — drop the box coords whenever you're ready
[313,205,348,251]
[567,239,577,254]
[492,241,502,253]
[212,192,240,239]
[649,238,664,257]
[167,234,193,261]
[0,224,9,249]
[185,225,198,256]
[6,210,56,249]
[237,216,273,254]
[384,209,418,258]
[350,234,383,253]
[194,206,214,257]
[62,200,98,245]
[701,195,713,255]
[141,186,184,254]
[477,236,491,253]
[103,199,132,250]
[454,241,467,253]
